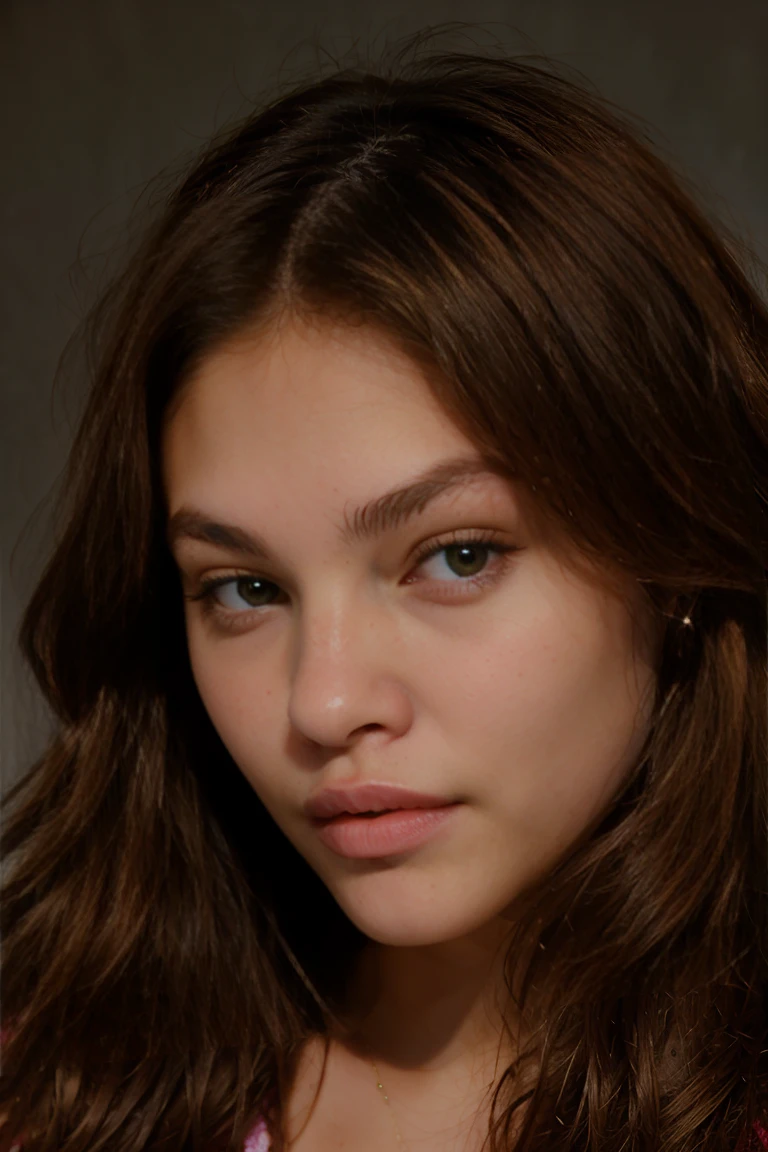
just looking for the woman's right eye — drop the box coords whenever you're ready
[188,575,281,614]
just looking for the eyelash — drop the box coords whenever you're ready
[185,529,518,632]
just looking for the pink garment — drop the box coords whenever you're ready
[244,1116,271,1151]
[8,1121,271,1152]
[4,1114,272,1152]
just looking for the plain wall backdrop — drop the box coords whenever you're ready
[2,0,767,789]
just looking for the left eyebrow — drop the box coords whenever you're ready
[166,454,507,560]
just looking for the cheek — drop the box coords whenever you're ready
[188,631,282,791]
[444,599,655,843]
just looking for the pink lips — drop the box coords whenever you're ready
[305,782,461,859]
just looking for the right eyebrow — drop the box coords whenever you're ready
[166,455,506,561]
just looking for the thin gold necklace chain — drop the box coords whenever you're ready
[369,1056,498,1152]
[370,1057,410,1149]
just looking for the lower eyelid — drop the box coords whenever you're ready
[405,543,514,586]
[187,576,284,613]
[190,540,518,619]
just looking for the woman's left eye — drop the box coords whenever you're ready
[406,532,514,587]
[186,531,518,627]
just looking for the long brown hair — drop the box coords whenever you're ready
[3,28,767,1152]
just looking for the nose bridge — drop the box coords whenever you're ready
[292,572,378,686]
[286,573,408,746]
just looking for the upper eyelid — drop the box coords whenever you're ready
[167,461,508,561]
[187,530,513,611]
[189,529,509,583]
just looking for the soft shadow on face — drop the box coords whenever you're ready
[162,315,660,950]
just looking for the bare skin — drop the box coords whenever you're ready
[281,925,519,1150]
[283,1030,507,1151]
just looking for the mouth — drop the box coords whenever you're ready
[305,781,455,822]
[312,802,461,859]
[340,809,395,818]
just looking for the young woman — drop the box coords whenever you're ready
[2,36,767,1152]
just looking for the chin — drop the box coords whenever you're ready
[326,871,513,948]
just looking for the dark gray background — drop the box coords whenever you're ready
[3,0,767,788]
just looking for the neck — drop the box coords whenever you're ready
[335,916,516,1081]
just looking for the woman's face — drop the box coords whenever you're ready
[163,317,659,947]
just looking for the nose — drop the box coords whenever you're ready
[286,588,414,751]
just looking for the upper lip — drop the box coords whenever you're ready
[305,782,455,822]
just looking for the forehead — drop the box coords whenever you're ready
[170,318,450,423]
[162,319,488,491]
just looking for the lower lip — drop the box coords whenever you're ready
[314,805,461,859]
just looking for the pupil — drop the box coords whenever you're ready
[237,577,273,606]
[448,544,486,577]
